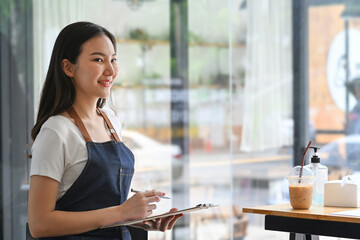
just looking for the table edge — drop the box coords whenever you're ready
[243,205,360,224]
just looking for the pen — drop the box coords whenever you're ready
[131,188,171,199]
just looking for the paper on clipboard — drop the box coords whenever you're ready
[101,203,219,228]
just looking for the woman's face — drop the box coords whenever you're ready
[69,34,118,102]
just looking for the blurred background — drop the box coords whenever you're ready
[2,0,360,239]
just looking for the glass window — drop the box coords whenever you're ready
[3,0,360,239]
[309,1,360,187]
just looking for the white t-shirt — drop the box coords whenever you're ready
[30,109,122,199]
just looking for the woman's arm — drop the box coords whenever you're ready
[28,175,162,238]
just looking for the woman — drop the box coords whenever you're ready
[28,22,182,239]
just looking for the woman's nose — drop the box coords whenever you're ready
[104,61,116,76]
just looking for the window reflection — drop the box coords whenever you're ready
[310,1,360,202]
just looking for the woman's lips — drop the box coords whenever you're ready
[98,80,112,87]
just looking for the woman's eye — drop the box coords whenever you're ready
[111,58,117,63]
[94,58,103,62]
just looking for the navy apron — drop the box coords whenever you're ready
[40,107,136,240]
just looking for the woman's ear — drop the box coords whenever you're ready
[62,59,75,78]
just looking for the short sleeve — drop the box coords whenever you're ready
[30,127,65,182]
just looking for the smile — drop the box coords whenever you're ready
[98,80,112,87]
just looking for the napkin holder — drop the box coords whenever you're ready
[324,176,360,208]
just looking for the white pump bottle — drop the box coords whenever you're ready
[306,146,328,205]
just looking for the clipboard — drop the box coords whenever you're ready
[101,203,219,228]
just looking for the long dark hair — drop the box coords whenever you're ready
[31,22,116,141]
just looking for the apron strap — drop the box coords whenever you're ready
[96,108,121,143]
[67,107,93,142]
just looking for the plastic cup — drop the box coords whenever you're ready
[287,166,314,209]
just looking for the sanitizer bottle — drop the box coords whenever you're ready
[306,146,328,205]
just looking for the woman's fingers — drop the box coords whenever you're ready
[148,204,157,211]
[145,204,158,216]
[136,190,164,205]
[164,208,183,230]
[155,218,161,230]
[156,208,183,231]
[139,207,184,232]
[142,220,156,230]
[145,195,161,204]
[143,189,164,198]
[167,213,183,229]
[160,214,185,231]
[157,216,174,232]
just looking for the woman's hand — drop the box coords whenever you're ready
[135,208,183,232]
[119,190,164,220]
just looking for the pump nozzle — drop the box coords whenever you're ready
[310,146,320,163]
[310,146,320,154]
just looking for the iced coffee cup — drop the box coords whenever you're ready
[287,166,314,209]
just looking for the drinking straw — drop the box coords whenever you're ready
[298,140,312,183]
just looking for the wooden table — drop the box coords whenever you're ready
[243,204,360,240]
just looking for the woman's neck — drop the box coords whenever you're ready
[72,99,99,120]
